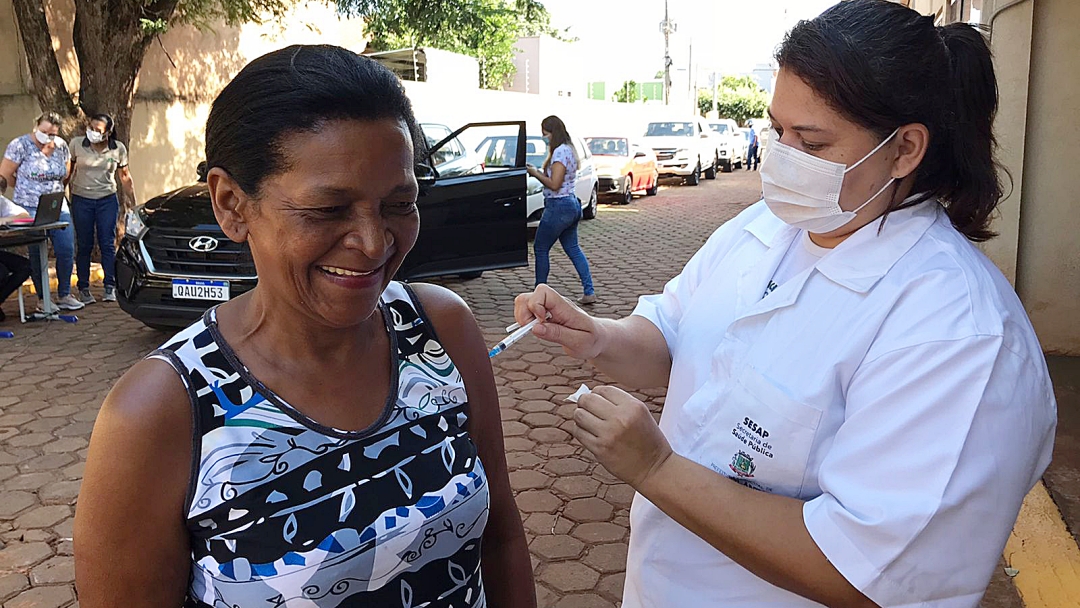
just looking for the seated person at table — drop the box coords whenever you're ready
[0,176,32,323]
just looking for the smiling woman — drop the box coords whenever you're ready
[74,45,535,608]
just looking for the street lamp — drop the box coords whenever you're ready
[660,0,677,105]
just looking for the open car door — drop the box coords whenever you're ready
[398,121,528,280]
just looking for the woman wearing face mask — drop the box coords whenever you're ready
[513,1,1055,606]
[526,115,596,305]
[70,113,136,304]
[0,112,84,311]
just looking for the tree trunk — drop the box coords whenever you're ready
[71,0,179,231]
[10,0,83,134]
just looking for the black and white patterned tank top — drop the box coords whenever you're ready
[150,282,489,608]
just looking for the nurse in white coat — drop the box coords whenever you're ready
[514,1,1057,606]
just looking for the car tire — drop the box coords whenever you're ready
[621,176,634,205]
[704,155,718,180]
[686,162,701,186]
[458,271,484,280]
[721,160,733,173]
[582,187,598,219]
[646,171,659,196]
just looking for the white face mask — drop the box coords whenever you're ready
[761,127,900,234]
[34,130,54,145]
[86,130,104,144]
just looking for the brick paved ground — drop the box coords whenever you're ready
[0,170,1026,606]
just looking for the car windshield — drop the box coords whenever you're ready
[708,123,730,134]
[587,138,628,156]
[645,122,694,137]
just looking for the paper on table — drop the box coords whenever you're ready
[566,384,592,403]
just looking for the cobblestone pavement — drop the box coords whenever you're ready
[0,170,1027,607]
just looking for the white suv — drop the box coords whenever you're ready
[706,119,746,172]
[642,120,719,186]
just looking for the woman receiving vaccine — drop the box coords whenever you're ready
[514,1,1056,606]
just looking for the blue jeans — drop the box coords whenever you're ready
[72,193,119,289]
[534,195,594,296]
[27,210,75,298]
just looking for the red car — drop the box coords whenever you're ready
[585,137,660,204]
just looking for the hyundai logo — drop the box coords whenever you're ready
[188,236,219,252]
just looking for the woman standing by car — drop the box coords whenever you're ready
[0,112,83,311]
[70,113,136,304]
[514,2,1055,606]
[74,45,534,608]
[527,115,597,305]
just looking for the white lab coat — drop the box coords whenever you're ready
[627,199,1056,607]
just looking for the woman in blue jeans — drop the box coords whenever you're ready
[70,113,136,304]
[526,115,596,305]
[0,112,83,311]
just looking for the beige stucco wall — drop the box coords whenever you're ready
[0,0,368,202]
[1012,0,1080,355]
[980,0,1034,284]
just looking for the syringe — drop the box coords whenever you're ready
[488,317,542,358]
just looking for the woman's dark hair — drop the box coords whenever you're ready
[88,113,118,149]
[35,112,63,129]
[776,0,1003,241]
[540,115,577,171]
[205,44,426,197]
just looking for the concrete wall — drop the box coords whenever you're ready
[1011,0,1080,355]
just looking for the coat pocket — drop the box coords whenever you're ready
[689,363,823,498]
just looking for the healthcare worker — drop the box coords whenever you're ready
[514,1,1057,606]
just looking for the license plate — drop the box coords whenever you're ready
[172,279,230,301]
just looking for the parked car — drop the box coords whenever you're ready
[706,119,746,172]
[421,123,484,177]
[116,122,529,330]
[642,120,719,185]
[474,134,598,228]
[584,137,659,204]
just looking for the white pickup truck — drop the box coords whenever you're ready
[642,120,720,186]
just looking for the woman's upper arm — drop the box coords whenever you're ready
[406,285,517,529]
[0,158,18,187]
[74,358,194,607]
[549,161,566,190]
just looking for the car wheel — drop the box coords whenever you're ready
[457,271,484,280]
[622,176,634,205]
[646,171,659,196]
[686,162,701,186]
[583,187,598,219]
[704,155,717,180]
[721,160,733,173]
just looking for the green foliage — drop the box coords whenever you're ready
[338,0,563,89]
[613,80,638,103]
[138,18,169,36]
[698,75,769,125]
[172,0,291,29]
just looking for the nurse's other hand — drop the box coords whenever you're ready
[573,386,673,489]
[514,284,604,360]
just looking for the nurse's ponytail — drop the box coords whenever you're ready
[933,23,1003,242]
[776,0,1004,242]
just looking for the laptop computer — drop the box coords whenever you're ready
[10,192,65,226]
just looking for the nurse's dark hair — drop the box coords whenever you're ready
[776,0,1003,242]
[205,44,426,197]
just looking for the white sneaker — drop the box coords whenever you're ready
[103,286,117,302]
[57,295,86,310]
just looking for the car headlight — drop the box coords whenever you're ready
[125,208,148,240]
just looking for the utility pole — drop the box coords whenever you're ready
[660,0,677,105]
